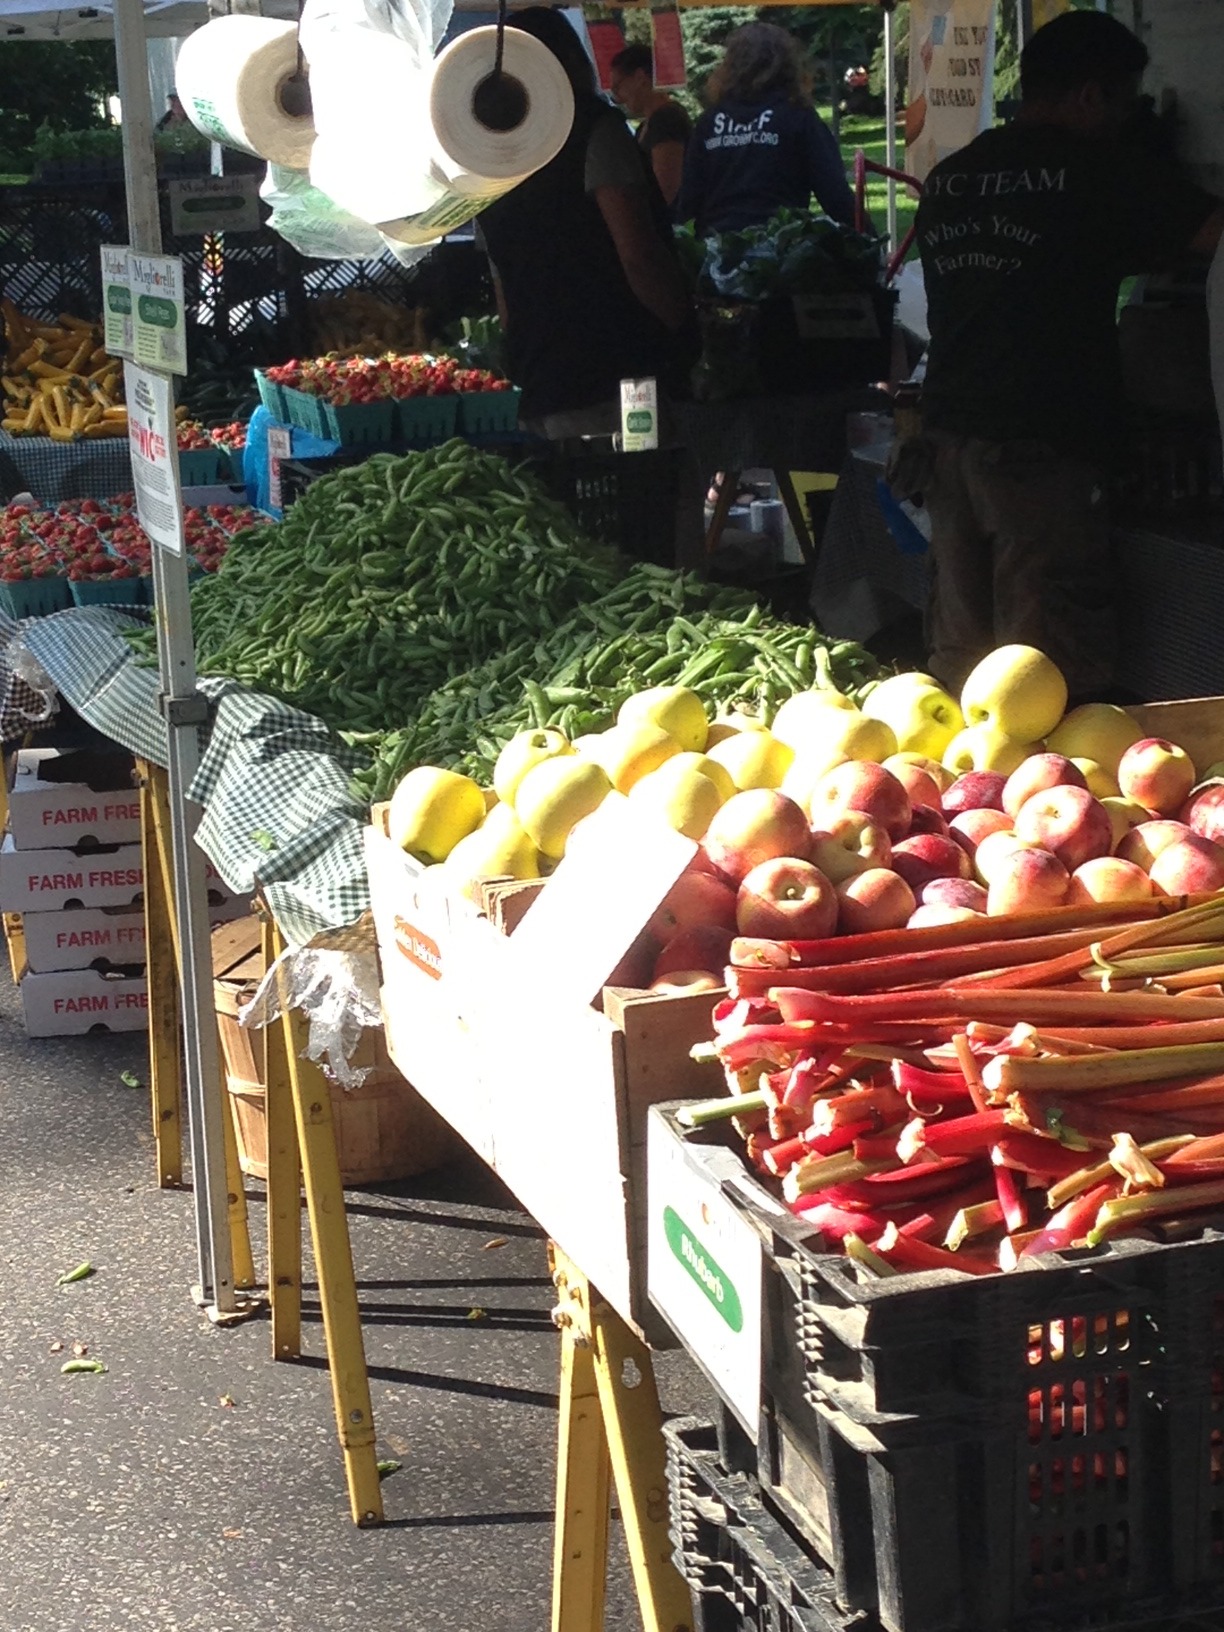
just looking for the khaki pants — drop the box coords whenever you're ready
[923,433,1116,700]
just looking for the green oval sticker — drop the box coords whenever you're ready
[664,1206,743,1331]
[183,195,244,214]
[106,285,131,315]
[137,294,177,329]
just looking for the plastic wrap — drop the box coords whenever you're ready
[239,943,383,1089]
[259,163,386,260]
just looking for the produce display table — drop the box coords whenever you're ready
[0,428,132,504]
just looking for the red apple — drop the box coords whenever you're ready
[736,857,839,940]
[908,903,982,928]
[1001,753,1087,819]
[1066,856,1154,906]
[1180,783,1224,847]
[808,761,912,841]
[700,789,812,885]
[1117,737,1197,816]
[809,810,892,884]
[920,876,988,913]
[647,869,739,943]
[836,868,916,934]
[941,771,1007,817]
[652,925,733,981]
[1013,784,1113,872]
[1149,834,1224,897]
[885,759,944,812]
[650,970,723,994]
[986,847,1071,916]
[907,804,951,838]
[889,833,973,894]
[949,807,1015,860]
[1116,818,1192,873]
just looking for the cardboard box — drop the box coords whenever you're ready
[22,905,146,973]
[6,747,140,850]
[20,967,148,1036]
[367,797,726,1338]
[0,835,248,916]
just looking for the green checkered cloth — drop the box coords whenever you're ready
[15,607,370,947]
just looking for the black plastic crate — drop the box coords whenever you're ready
[649,1105,1224,1632]
[667,1416,874,1632]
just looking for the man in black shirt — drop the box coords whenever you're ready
[916,11,1223,698]
[609,43,692,209]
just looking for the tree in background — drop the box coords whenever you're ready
[666,3,883,114]
[0,41,117,168]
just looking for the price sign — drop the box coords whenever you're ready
[129,253,187,375]
[124,362,185,556]
[100,245,133,359]
[169,175,261,236]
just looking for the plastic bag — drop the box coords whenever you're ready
[259,163,387,260]
[239,943,383,1089]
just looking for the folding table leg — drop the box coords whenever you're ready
[221,1082,256,1291]
[138,762,182,1189]
[263,919,301,1363]
[552,1329,612,1632]
[274,936,383,1526]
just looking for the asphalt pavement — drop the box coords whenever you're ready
[0,964,707,1632]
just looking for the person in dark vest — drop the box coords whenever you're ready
[478,7,694,441]
[678,22,854,238]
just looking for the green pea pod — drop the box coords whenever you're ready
[61,1359,107,1374]
[57,1261,95,1286]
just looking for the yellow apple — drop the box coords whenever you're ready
[942,723,1038,777]
[388,766,486,864]
[663,751,737,803]
[629,759,724,839]
[769,689,858,751]
[443,803,541,902]
[515,757,613,860]
[883,751,956,794]
[706,728,794,791]
[617,685,708,753]
[1070,757,1120,801]
[960,645,1068,743]
[1101,795,1155,851]
[862,673,965,759]
[493,727,574,807]
[1046,702,1144,776]
[585,721,680,793]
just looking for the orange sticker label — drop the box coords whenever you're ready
[394,916,442,980]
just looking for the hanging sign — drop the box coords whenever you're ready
[168,175,261,236]
[100,245,133,360]
[129,253,188,375]
[124,363,186,558]
[905,0,996,183]
[650,8,686,89]
[586,19,625,93]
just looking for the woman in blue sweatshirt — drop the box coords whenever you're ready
[678,23,856,237]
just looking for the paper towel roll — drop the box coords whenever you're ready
[378,29,574,245]
[176,16,316,170]
[430,28,574,189]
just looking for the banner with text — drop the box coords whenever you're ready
[905,0,996,183]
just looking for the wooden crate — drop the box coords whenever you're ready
[365,811,724,1340]
[212,917,455,1187]
[1130,696,1224,773]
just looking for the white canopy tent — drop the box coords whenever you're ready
[0,0,295,39]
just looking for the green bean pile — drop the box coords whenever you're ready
[181,440,624,731]
[351,571,880,803]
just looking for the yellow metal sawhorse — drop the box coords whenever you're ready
[136,758,383,1526]
[549,1245,693,1632]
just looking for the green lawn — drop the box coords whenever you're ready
[839,114,920,259]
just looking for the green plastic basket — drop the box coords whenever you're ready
[456,388,522,436]
[396,394,460,444]
[324,398,396,448]
[281,385,331,440]
[0,575,71,619]
[177,447,227,486]
[255,371,286,422]
[69,577,144,607]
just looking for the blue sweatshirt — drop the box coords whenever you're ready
[678,99,856,238]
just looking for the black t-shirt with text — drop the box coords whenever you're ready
[677,98,856,238]
[917,122,1216,459]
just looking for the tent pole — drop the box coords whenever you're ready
[883,4,898,253]
[113,0,236,1319]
